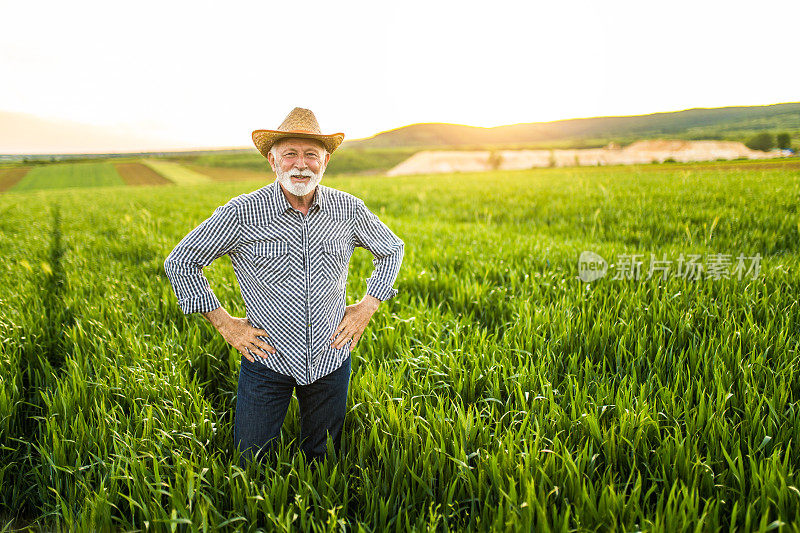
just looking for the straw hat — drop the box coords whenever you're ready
[252,107,345,159]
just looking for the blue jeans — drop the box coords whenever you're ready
[234,354,351,466]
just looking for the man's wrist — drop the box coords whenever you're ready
[202,306,233,332]
[361,294,381,312]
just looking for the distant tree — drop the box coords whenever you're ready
[745,132,775,152]
[776,133,791,150]
[488,150,502,170]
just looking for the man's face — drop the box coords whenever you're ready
[268,138,330,197]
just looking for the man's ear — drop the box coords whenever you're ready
[267,151,276,172]
[324,152,331,167]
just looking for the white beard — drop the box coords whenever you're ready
[275,165,323,197]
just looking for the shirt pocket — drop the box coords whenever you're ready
[318,239,350,285]
[250,240,290,284]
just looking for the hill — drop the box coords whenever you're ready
[344,102,800,150]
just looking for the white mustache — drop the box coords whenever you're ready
[289,169,316,178]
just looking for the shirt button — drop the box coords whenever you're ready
[307,323,311,327]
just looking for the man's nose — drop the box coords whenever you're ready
[294,154,308,169]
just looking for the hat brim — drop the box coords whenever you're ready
[252,130,345,159]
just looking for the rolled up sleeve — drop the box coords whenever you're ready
[353,200,404,301]
[163,203,240,314]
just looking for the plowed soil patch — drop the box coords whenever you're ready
[114,163,171,186]
[0,168,30,192]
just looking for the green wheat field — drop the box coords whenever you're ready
[0,160,798,531]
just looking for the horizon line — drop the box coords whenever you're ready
[3,100,798,157]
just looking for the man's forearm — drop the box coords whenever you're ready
[163,202,240,315]
[361,294,381,312]
[364,242,404,302]
[202,306,233,333]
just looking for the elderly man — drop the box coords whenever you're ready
[164,107,404,465]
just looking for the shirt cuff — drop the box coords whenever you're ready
[177,291,222,315]
[365,278,399,301]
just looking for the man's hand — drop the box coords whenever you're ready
[330,295,381,350]
[202,307,275,363]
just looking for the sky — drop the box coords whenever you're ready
[1,0,799,153]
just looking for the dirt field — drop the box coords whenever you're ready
[0,168,30,192]
[114,162,172,186]
[387,140,787,176]
[187,164,271,182]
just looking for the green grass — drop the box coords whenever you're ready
[11,162,124,191]
[0,162,798,531]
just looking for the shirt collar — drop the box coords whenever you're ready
[269,179,327,216]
